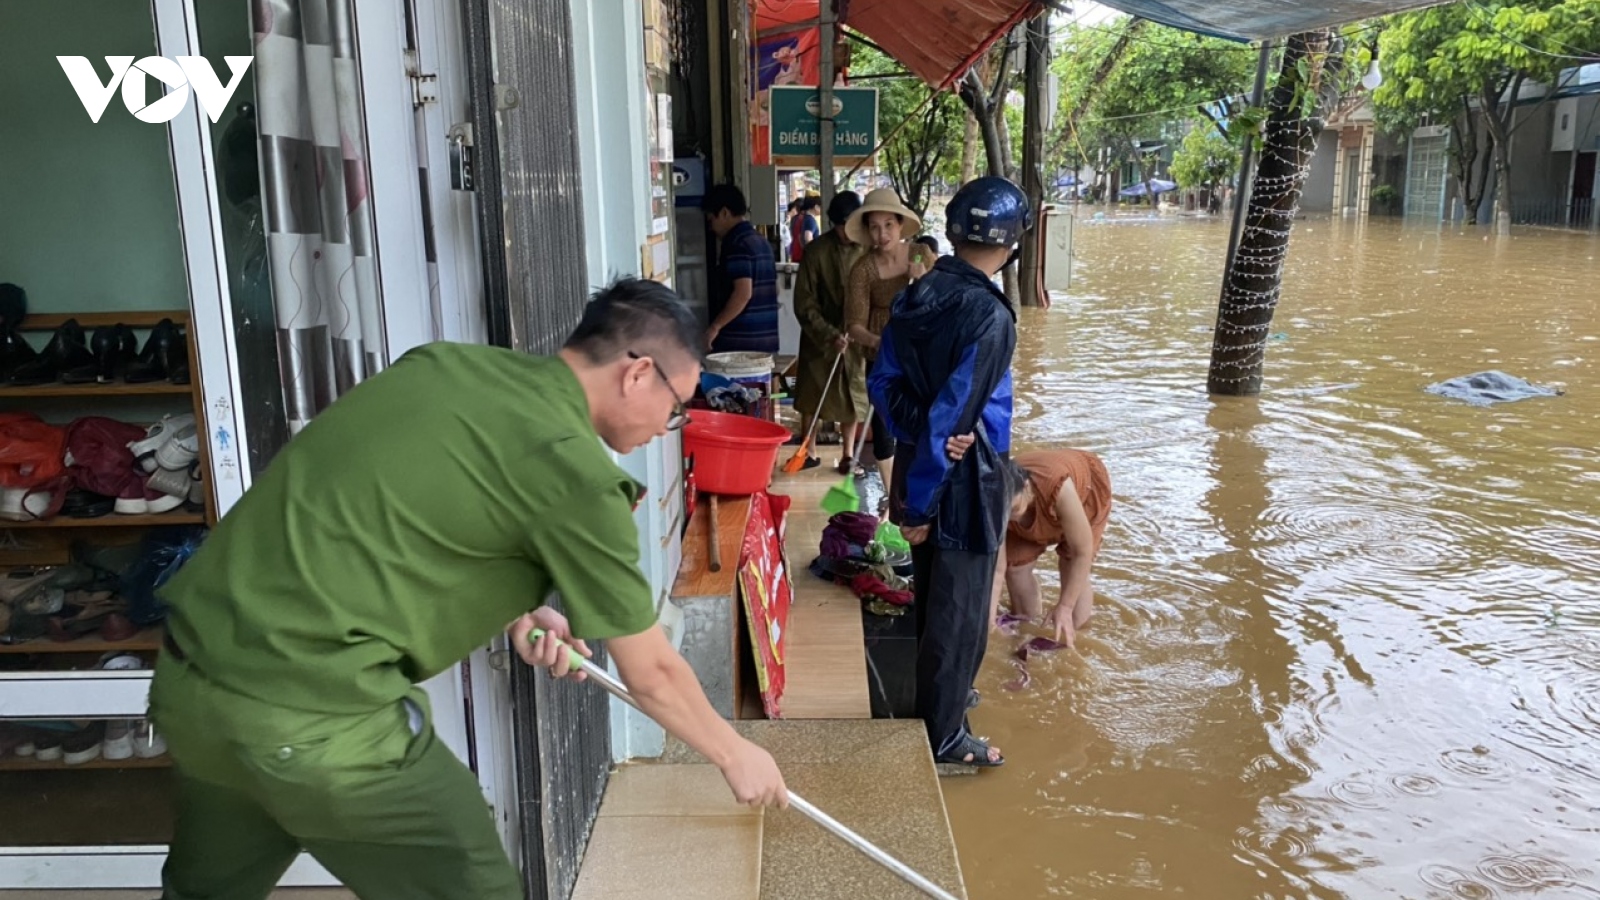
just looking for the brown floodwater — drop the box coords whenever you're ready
[943,213,1600,899]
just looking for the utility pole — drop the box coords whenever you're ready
[1018,10,1049,308]
[819,0,837,210]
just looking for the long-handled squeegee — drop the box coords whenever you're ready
[529,630,960,900]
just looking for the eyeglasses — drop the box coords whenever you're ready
[628,351,692,431]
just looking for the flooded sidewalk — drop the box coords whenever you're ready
[944,215,1600,898]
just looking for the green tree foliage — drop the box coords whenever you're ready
[1170,124,1241,191]
[1371,0,1600,228]
[1052,19,1258,199]
[850,44,965,215]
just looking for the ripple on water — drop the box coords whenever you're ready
[1327,778,1389,811]
[1438,746,1514,784]
[1419,864,1500,899]
[1234,825,1310,861]
[1475,854,1579,892]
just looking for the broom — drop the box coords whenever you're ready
[780,349,845,474]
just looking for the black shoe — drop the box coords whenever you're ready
[167,328,190,385]
[61,489,115,519]
[125,319,182,384]
[9,318,92,386]
[90,325,137,384]
[0,325,38,382]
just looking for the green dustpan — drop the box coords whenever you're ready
[820,475,860,516]
[875,521,910,553]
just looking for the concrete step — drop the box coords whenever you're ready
[573,720,966,900]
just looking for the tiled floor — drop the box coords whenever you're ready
[571,764,763,900]
[767,465,872,720]
[660,719,968,900]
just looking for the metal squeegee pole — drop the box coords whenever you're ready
[550,640,961,900]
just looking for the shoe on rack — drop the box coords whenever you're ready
[125,319,183,384]
[102,719,134,760]
[132,719,167,759]
[9,318,94,386]
[128,414,193,473]
[154,416,199,471]
[60,488,115,519]
[99,613,138,642]
[145,466,191,502]
[0,324,38,381]
[0,486,54,522]
[62,723,105,765]
[33,729,64,762]
[91,325,137,384]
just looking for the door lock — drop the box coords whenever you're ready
[448,123,475,192]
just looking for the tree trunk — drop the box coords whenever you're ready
[960,110,979,184]
[1479,75,1520,236]
[1472,141,1494,225]
[1208,30,1337,396]
[959,69,1006,176]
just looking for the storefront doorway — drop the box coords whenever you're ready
[0,0,493,888]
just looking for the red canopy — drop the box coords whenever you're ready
[843,0,1041,88]
[754,0,1040,88]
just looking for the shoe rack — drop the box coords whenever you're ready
[1,310,212,770]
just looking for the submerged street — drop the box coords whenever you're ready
[943,215,1600,899]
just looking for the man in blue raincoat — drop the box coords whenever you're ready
[868,177,1032,768]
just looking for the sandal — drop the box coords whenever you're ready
[935,732,1004,768]
[836,456,854,474]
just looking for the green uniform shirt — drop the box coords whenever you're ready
[160,343,657,714]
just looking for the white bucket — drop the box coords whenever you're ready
[705,352,774,379]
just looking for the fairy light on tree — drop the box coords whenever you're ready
[1208,29,1343,396]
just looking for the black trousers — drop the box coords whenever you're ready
[868,408,896,462]
[912,541,997,758]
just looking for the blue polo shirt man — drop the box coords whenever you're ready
[703,184,779,354]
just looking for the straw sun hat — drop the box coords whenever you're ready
[845,188,921,246]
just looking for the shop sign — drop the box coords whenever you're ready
[57,55,253,124]
[768,85,878,168]
[738,491,793,718]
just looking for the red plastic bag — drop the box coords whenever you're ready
[0,412,67,489]
[64,416,147,499]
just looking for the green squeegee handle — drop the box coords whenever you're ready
[525,627,589,671]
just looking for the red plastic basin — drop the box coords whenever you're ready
[682,410,792,495]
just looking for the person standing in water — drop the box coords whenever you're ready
[950,440,1114,647]
[868,177,1031,769]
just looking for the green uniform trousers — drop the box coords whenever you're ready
[149,653,522,900]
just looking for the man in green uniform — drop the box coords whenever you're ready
[150,279,788,900]
[792,191,868,462]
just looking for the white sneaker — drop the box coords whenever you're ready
[0,487,25,521]
[128,417,180,473]
[132,719,167,759]
[113,495,150,515]
[103,720,134,760]
[154,416,199,471]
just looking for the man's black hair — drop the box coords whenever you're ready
[827,191,861,227]
[914,234,940,254]
[701,183,749,217]
[564,277,703,366]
